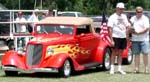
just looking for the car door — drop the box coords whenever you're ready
[75,25,99,64]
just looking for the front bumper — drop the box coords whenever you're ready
[1,66,59,73]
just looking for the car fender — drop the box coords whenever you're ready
[122,41,132,58]
[94,40,110,62]
[42,53,84,71]
[41,53,69,68]
[1,50,26,69]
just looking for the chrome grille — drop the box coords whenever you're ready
[26,44,43,66]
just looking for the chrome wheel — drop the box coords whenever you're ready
[122,48,133,65]
[59,59,71,77]
[63,60,71,76]
[102,48,111,70]
[104,52,110,69]
[127,49,132,63]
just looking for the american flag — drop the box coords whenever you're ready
[99,12,111,46]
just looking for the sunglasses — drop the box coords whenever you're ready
[136,11,143,13]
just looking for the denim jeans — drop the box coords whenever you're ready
[132,41,150,55]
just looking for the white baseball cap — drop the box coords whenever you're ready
[116,2,125,8]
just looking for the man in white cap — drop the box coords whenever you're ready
[107,2,130,74]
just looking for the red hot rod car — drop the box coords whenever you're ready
[1,17,133,77]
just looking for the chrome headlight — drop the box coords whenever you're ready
[46,48,54,56]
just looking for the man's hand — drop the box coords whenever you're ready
[129,27,135,33]
[110,40,115,47]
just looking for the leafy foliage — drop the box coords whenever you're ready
[0,0,150,15]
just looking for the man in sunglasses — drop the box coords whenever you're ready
[130,6,150,74]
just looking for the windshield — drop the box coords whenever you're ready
[36,25,74,35]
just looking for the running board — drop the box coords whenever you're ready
[82,62,101,68]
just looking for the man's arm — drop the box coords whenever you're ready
[133,28,149,35]
[108,27,114,47]
[126,26,130,42]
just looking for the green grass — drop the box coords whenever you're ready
[0,56,150,82]
[0,67,150,82]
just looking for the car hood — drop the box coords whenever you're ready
[29,33,75,44]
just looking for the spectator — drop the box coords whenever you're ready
[15,11,28,51]
[130,6,150,74]
[107,2,130,74]
[28,9,40,29]
[41,9,54,19]
[15,11,27,32]
[46,9,54,17]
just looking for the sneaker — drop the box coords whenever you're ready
[109,70,114,74]
[118,70,126,75]
[144,68,149,74]
[133,69,139,74]
[133,68,140,74]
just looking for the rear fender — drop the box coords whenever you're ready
[1,50,26,69]
[94,40,110,62]
[122,42,132,58]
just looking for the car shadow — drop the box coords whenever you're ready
[0,67,106,78]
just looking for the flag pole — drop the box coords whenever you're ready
[34,0,37,9]
[40,0,43,9]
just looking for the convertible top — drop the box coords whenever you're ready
[37,17,95,33]
[38,17,94,26]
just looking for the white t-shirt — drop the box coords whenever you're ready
[28,13,39,28]
[107,13,130,38]
[15,17,27,32]
[130,15,149,41]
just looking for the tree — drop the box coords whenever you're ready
[0,0,150,15]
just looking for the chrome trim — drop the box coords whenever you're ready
[1,66,58,73]
[1,66,21,71]
[31,68,58,72]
